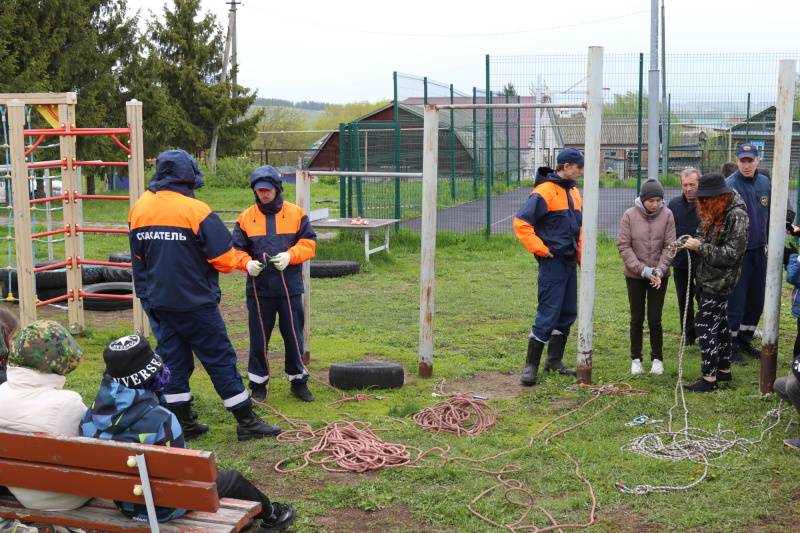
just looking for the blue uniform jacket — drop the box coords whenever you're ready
[513,168,582,267]
[232,196,317,298]
[128,156,249,311]
[726,170,771,250]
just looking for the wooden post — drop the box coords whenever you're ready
[296,169,311,364]
[7,100,36,327]
[59,102,84,334]
[126,100,150,338]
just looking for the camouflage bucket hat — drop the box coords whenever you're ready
[9,320,82,375]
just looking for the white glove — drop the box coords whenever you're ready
[269,252,291,271]
[246,260,265,277]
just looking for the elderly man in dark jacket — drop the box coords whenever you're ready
[667,168,701,345]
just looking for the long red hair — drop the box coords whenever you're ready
[697,193,732,240]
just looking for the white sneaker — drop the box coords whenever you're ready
[0,520,38,533]
[631,359,644,374]
[650,359,664,374]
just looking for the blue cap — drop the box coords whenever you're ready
[557,147,584,166]
[736,143,759,160]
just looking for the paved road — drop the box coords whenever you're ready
[402,186,800,238]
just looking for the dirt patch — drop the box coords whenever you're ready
[408,370,538,400]
[314,505,453,533]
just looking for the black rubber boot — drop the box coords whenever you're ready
[543,334,577,376]
[290,381,315,402]
[167,403,209,441]
[251,384,267,403]
[521,337,545,386]
[232,400,282,441]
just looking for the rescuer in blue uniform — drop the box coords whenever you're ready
[128,150,281,441]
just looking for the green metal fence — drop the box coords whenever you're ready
[311,53,800,237]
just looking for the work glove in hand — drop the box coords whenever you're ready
[784,242,799,268]
[246,260,265,277]
[269,252,291,271]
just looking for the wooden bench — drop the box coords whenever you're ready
[0,432,260,533]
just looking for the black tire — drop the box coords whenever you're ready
[0,285,68,304]
[82,265,105,285]
[3,262,105,293]
[328,362,404,391]
[103,265,133,282]
[2,261,67,290]
[108,252,132,264]
[82,282,134,311]
[310,260,360,279]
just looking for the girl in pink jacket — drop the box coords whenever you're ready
[617,179,676,375]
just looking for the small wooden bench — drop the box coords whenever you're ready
[0,432,260,532]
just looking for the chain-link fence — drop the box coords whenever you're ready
[304,54,800,237]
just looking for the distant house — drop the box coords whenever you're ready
[305,97,526,178]
[727,106,800,168]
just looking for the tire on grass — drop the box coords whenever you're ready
[108,252,132,264]
[82,282,134,311]
[328,362,404,391]
[310,260,360,279]
[0,284,69,303]
[103,265,133,282]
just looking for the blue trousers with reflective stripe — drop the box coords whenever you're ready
[247,292,307,385]
[727,247,766,347]
[143,302,249,411]
[531,257,578,342]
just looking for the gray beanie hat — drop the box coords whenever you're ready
[639,179,665,202]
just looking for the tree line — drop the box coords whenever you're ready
[1,0,258,174]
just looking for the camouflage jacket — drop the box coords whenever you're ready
[694,190,749,298]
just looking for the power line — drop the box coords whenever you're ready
[240,6,647,38]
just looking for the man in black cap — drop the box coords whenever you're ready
[80,334,296,532]
[513,147,584,385]
[724,143,792,364]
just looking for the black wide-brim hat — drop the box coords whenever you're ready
[694,172,733,197]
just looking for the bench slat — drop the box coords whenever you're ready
[0,460,219,512]
[0,496,259,533]
[0,433,216,482]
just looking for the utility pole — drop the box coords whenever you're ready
[647,0,660,181]
[208,0,240,172]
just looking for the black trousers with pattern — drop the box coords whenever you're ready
[694,295,731,377]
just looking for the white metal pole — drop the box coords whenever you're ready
[761,58,796,394]
[577,46,603,384]
[648,0,660,181]
[418,105,439,378]
[296,169,312,364]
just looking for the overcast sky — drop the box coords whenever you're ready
[125,0,800,104]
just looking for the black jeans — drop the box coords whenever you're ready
[673,267,699,341]
[695,295,731,377]
[625,276,669,361]
[217,470,273,520]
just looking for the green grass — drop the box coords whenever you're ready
[23,231,798,532]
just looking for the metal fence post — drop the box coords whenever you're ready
[418,105,439,378]
[761,58,796,394]
[577,46,604,384]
